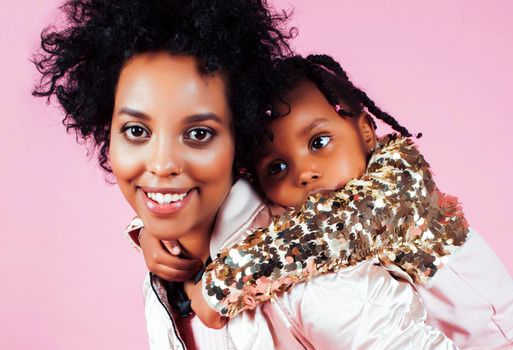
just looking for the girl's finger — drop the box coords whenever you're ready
[162,240,181,256]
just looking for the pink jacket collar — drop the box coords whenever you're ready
[209,179,267,258]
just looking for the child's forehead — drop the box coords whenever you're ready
[281,80,323,105]
[276,79,351,114]
[263,92,355,147]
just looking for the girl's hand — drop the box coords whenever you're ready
[184,280,227,329]
[139,229,203,282]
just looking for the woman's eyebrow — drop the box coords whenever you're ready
[183,113,223,124]
[117,107,150,120]
[298,117,329,137]
[116,109,223,124]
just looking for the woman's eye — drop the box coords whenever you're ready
[267,161,287,176]
[185,127,215,143]
[122,125,150,141]
[310,135,331,150]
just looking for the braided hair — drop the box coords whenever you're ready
[237,53,420,177]
[275,54,413,136]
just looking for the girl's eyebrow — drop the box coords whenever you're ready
[298,117,329,137]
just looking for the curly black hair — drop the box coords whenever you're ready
[33,0,293,172]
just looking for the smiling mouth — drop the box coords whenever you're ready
[139,187,196,215]
[145,191,189,205]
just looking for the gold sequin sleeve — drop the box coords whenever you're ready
[202,135,470,317]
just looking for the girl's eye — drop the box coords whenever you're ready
[310,135,331,151]
[122,125,150,141]
[267,161,288,176]
[185,127,215,143]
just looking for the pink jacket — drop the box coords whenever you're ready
[413,231,513,349]
[129,180,457,349]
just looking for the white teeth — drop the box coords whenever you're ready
[146,191,188,205]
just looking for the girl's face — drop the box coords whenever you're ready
[256,80,376,208]
[110,53,234,241]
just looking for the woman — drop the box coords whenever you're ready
[33,0,456,348]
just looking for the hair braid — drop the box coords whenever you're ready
[307,54,349,81]
[351,87,412,136]
[307,63,341,109]
[306,54,413,137]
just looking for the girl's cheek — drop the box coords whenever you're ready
[266,183,296,208]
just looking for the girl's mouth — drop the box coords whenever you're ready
[308,187,337,197]
[139,187,196,216]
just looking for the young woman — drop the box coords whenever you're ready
[34,1,456,348]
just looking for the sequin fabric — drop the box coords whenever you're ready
[203,135,470,317]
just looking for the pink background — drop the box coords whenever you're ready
[1,1,512,349]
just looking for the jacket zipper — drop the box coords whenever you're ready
[150,273,187,350]
[151,272,237,349]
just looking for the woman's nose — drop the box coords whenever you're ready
[146,138,182,177]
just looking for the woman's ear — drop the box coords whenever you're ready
[357,112,377,153]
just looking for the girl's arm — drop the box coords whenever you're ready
[124,218,202,281]
[125,219,225,328]
[203,135,470,317]
[183,280,227,329]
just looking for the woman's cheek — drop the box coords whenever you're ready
[109,141,131,179]
[192,140,234,184]
[109,137,144,199]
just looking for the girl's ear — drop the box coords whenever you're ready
[357,112,377,153]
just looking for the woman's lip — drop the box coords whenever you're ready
[140,188,195,216]
[140,186,192,194]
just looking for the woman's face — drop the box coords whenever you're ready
[110,53,234,241]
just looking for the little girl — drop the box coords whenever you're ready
[131,54,513,348]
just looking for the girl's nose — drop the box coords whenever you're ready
[146,138,183,177]
[298,168,322,187]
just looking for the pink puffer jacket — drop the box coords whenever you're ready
[130,180,457,349]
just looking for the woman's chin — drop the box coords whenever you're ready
[140,218,184,241]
